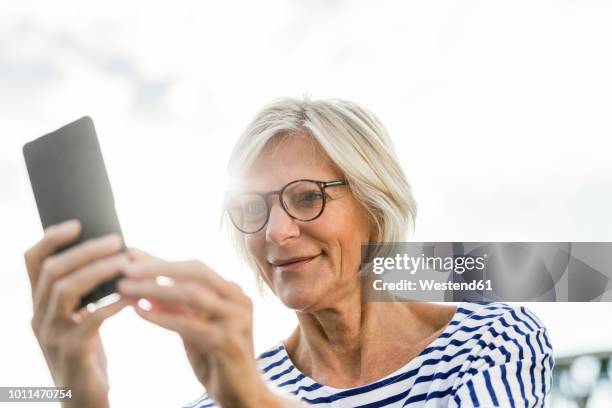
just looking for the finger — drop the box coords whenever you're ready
[33,234,124,314]
[117,279,227,318]
[123,259,236,299]
[132,304,215,343]
[77,298,133,336]
[43,253,130,322]
[127,247,160,262]
[24,219,81,289]
[147,298,194,316]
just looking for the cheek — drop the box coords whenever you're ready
[245,235,267,269]
[318,214,370,275]
[245,235,278,289]
[340,231,368,274]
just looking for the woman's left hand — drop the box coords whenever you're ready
[118,248,270,407]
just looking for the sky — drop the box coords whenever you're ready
[1,1,612,406]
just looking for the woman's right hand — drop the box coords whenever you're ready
[24,219,132,408]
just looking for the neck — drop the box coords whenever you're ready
[285,293,447,386]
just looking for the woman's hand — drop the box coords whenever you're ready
[118,249,272,407]
[24,220,132,408]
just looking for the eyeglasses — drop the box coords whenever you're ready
[225,179,348,234]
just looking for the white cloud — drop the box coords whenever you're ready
[2,1,612,405]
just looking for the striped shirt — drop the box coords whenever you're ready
[184,302,554,407]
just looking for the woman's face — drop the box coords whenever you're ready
[241,134,371,311]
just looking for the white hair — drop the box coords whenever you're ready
[224,96,417,290]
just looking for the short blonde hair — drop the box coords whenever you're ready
[225,96,417,289]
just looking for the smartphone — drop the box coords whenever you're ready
[23,116,125,310]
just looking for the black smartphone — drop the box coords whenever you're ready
[23,116,125,310]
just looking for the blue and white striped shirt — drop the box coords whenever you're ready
[184,302,554,407]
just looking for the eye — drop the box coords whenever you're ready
[244,200,266,215]
[296,190,324,203]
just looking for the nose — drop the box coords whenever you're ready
[265,197,300,245]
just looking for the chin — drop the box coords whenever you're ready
[277,285,322,312]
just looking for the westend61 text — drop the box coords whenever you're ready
[372,279,493,292]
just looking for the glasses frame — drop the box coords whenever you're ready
[226,178,348,234]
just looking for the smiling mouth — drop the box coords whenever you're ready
[270,254,321,271]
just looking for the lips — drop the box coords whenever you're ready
[270,254,320,266]
[269,254,321,271]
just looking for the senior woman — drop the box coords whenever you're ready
[25,97,553,408]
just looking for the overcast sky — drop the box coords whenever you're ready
[1,1,612,406]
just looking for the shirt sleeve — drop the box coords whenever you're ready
[449,306,555,408]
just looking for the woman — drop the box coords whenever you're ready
[24,97,553,407]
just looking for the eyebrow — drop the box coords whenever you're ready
[233,178,345,195]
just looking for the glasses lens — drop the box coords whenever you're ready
[228,193,268,233]
[282,180,325,221]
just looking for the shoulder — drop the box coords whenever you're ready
[416,301,554,376]
[256,343,286,367]
[255,343,295,382]
[447,302,555,407]
[455,301,545,328]
[452,301,553,359]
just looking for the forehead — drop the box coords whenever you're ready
[239,133,343,191]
